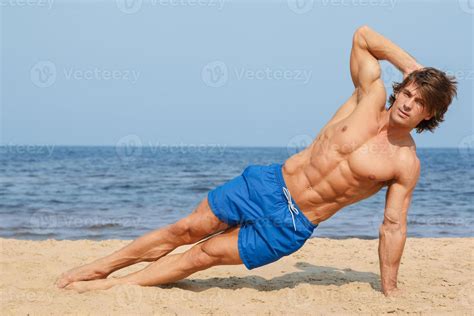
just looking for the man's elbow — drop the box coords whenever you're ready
[353,25,372,44]
[379,222,407,238]
[356,25,372,35]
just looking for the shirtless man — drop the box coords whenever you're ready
[56,26,457,296]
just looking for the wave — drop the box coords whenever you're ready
[87,223,123,230]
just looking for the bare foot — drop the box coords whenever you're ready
[56,262,110,288]
[65,278,119,293]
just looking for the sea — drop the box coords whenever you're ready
[0,146,472,240]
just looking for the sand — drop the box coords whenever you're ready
[0,237,472,315]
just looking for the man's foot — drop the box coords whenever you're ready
[56,262,110,288]
[65,278,119,293]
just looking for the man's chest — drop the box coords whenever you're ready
[347,145,397,183]
[327,125,399,184]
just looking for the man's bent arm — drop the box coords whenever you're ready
[378,153,420,295]
[354,25,421,77]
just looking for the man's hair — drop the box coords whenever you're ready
[387,67,457,133]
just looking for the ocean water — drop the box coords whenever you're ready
[0,146,472,240]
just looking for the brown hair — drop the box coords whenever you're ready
[387,67,457,133]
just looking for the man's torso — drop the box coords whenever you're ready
[282,100,417,225]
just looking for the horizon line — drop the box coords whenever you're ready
[0,144,467,149]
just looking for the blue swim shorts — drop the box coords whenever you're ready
[207,162,318,270]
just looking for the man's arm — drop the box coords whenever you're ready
[350,25,421,99]
[379,152,420,296]
[325,26,420,129]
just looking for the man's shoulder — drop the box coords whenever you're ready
[393,140,420,186]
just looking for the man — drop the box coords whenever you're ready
[56,26,457,296]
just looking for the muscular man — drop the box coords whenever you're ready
[56,26,457,296]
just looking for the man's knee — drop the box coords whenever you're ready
[168,219,194,244]
[168,201,224,245]
[188,244,218,269]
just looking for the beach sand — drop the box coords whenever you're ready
[1,237,472,315]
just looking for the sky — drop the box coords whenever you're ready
[1,0,473,148]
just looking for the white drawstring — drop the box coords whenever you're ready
[283,187,299,231]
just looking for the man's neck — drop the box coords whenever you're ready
[377,108,412,139]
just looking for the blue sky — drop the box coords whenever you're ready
[1,0,472,147]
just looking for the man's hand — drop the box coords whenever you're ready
[403,62,424,79]
[383,287,404,297]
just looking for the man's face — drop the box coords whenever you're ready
[390,82,433,129]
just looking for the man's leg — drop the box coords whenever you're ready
[56,197,230,288]
[65,226,242,293]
